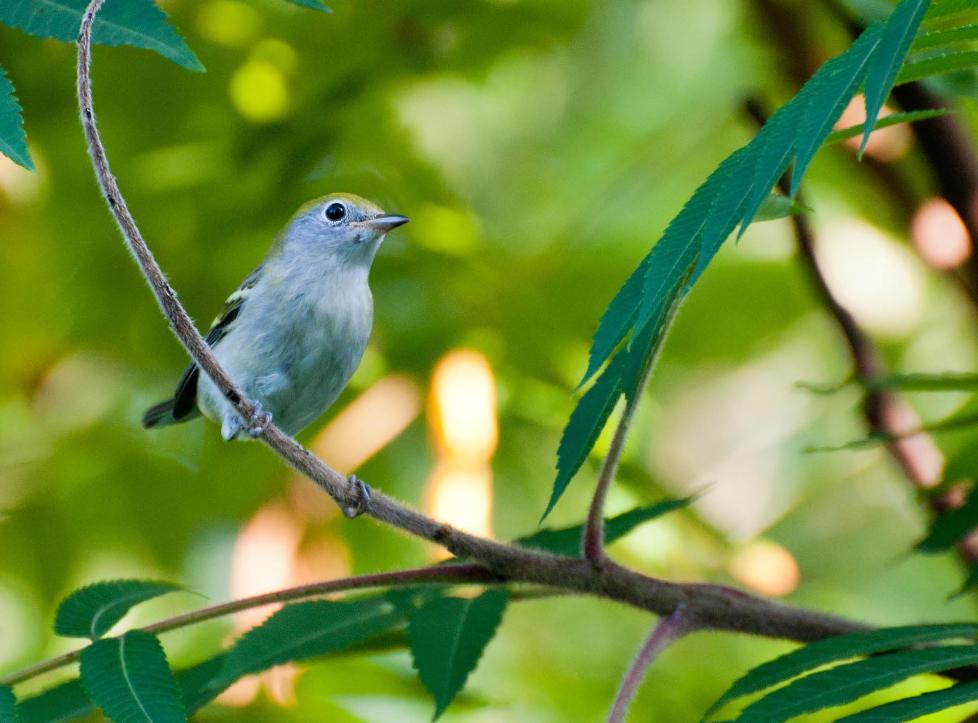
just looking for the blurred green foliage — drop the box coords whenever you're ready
[4,0,978,720]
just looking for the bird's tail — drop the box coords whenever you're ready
[143,399,178,429]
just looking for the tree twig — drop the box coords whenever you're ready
[607,606,692,723]
[0,564,493,688]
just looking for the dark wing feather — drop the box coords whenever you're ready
[169,265,263,421]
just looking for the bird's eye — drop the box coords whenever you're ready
[325,202,346,221]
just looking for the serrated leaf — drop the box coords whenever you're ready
[693,147,755,279]
[55,580,181,639]
[926,0,978,21]
[861,0,931,155]
[80,631,186,723]
[176,655,228,714]
[0,66,32,171]
[545,351,627,521]
[738,96,808,234]
[837,681,978,721]
[517,498,693,556]
[824,108,950,144]
[216,597,403,688]
[0,0,204,72]
[917,488,978,552]
[579,253,650,386]
[735,645,978,722]
[914,23,978,49]
[281,0,332,10]
[897,48,978,83]
[707,624,978,718]
[409,590,508,720]
[0,685,18,723]
[17,679,92,723]
[790,23,884,194]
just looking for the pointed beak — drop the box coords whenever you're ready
[366,214,409,233]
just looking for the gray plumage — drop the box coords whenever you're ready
[143,193,408,441]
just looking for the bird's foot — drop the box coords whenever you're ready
[342,475,371,519]
[246,403,272,439]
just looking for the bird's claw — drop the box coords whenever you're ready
[246,403,272,438]
[342,475,371,518]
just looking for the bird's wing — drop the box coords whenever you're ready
[170,264,264,419]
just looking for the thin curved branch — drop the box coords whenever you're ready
[69,0,908,685]
[0,564,493,688]
[608,606,692,723]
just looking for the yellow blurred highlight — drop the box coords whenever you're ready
[196,0,260,47]
[411,204,482,255]
[425,350,497,543]
[912,198,972,270]
[425,464,494,538]
[729,541,801,598]
[430,350,498,464]
[308,374,422,476]
[0,152,43,204]
[837,96,911,162]
[230,60,290,123]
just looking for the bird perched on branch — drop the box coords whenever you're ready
[143,193,408,451]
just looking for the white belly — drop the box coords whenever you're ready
[197,271,373,439]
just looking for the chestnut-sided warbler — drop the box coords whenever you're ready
[143,193,408,446]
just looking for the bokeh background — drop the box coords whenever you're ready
[3,0,978,719]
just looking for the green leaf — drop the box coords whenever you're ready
[926,0,978,21]
[824,108,950,144]
[914,23,978,49]
[281,0,332,11]
[578,253,649,386]
[0,685,18,723]
[216,597,403,688]
[0,0,204,72]
[408,590,509,719]
[897,48,978,83]
[517,498,693,556]
[18,656,234,722]
[837,681,978,721]
[707,623,978,718]
[55,580,182,639]
[790,23,884,194]
[176,655,228,714]
[955,565,978,596]
[737,97,807,234]
[80,631,186,723]
[917,488,978,552]
[546,351,627,521]
[0,66,32,171]
[18,679,92,723]
[735,645,978,722]
[754,193,812,222]
[861,0,931,155]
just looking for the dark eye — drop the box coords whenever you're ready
[325,202,346,221]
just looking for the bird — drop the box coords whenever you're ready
[143,193,408,511]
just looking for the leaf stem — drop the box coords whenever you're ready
[607,607,691,723]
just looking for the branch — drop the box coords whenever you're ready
[608,606,692,723]
[0,564,493,688]
[583,361,655,564]
[69,0,921,684]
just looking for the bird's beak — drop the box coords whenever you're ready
[366,214,410,232]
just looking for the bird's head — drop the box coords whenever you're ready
[283,193,408,268]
